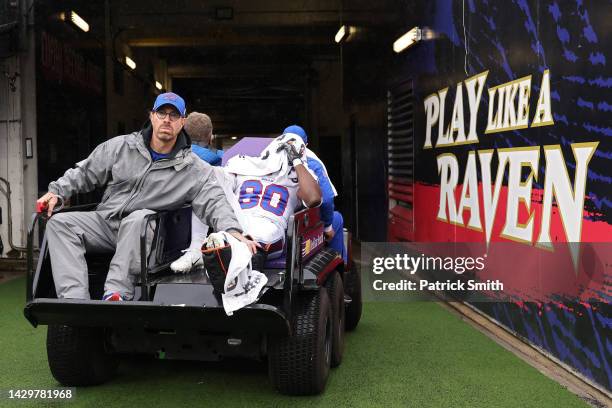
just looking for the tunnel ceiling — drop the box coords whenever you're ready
[44,0,417,134]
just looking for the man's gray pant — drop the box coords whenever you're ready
[45,209,155,299]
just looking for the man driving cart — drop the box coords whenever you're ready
[36,92,257,301]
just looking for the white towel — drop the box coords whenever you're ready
[213,232,268,316]
[225,133,307,177]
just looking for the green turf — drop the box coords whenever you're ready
[0,277,587,408]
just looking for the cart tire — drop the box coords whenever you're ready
[345,263,362,331]
[268,288,332,395]
[47,325,118,386]
[325,271,345,367]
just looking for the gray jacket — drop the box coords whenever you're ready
[48,125,242,233]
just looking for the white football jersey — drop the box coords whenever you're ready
[234,171,300,234]
[220,135,316,244]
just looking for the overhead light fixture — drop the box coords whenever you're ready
[335,25,348,43]
[60,11,90,32]
[125,56,136,70]
[155,81,163,90]
[334,25,357,44]
[393,27,422,53]
[231,136,237,140]
[70,11,90,32]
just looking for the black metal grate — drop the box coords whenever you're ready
[387,81,414,238]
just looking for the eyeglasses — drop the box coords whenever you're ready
[154,110,182,122]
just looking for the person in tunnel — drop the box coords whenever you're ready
[170,112,225,273]
[36,92,257,301]
[185,112,224,166]
[283,125,347,263]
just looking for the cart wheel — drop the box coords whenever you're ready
[268,287,332,395]
[325,271,345,367]
[345,263,362,331]
[47,325,118,386]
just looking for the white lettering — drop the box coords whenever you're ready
[499,147,540,243]
[436,88,453,147]
[479,150,509,247]
[531,69,554,127]
[448,83,466,143]
[516,76,532,128]
[502,82,519,129]
[537,142,598,267]
[463,70,488,143]
[423,93,439,149]
[457,151,482,229]
[436,154,460,223]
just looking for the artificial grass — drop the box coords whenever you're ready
[0,277,587,408]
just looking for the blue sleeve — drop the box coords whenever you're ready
[216,149,224,165]
[307,157,335,227]
[192,145,222,166]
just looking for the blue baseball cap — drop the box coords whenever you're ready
[283,125,307,144]
[153,92,186,116]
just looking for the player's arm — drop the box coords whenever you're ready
[309,158,335,226]
[277,141,321,207]
[295,163,321,207]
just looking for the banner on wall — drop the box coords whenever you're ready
[384,68,609,304]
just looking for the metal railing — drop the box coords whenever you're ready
[0,176,27,254]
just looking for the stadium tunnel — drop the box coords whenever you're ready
[0,0,421,246]
[2,0,611,400]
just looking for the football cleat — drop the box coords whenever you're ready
[170,249,204,273]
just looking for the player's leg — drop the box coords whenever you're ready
[104,209,156,300]
[244,217,285,270]
[170,212,208,273]
[328,211,347,263]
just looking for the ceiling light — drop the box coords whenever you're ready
[125,56,136,70]
[231,136,237,140]
[335,25,353,44]
[70,11,89,32]
[60,11,90,32]
[393,27,422,53]
[335,25,357,44]
[155,81,162,90]
[335,25,348,43]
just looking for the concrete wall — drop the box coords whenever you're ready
[0,56,26,255]
[0,1,38,257]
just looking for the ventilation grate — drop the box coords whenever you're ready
[387,81,414,241]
